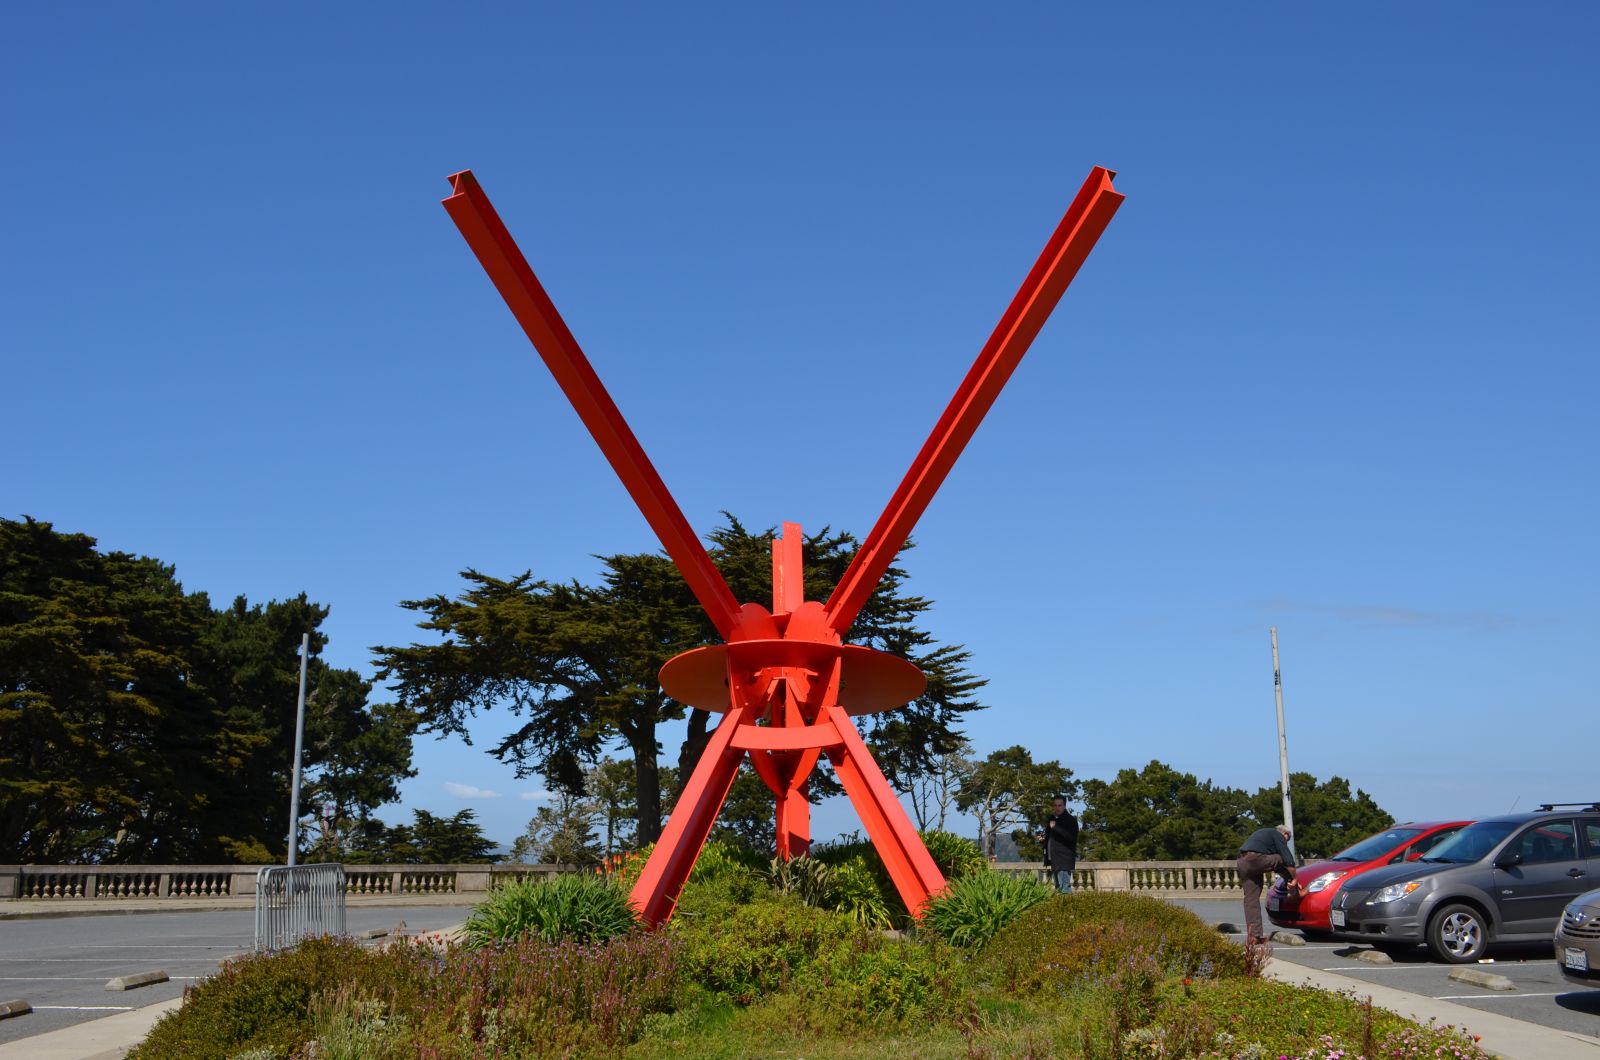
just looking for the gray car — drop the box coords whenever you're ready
[1329,803,1600,963]
[1555,887,1600,987]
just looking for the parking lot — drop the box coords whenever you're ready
[1177,898,1600,1040]
[0,906,465,1045]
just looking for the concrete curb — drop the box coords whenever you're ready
[1333,945,1394,964]
[103,971,167,992]
[1263,957,1600,1060]
[1448,967,1517,991]
[0,1000,31,1020]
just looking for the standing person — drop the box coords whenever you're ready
[1041,796,1079,894]
[1237,823,1298,944]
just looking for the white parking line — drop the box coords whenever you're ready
[31,1005,136,1011]
[1434,992,1566,1000]
[0,976,200,981]
[1318,965,1425,971]
[74,947,240,954]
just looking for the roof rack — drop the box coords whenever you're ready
[1536,802,1600,811]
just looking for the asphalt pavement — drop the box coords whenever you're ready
[0,905,467,1048]
[1175,898,1600,1044]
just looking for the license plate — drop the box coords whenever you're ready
[1266,896,1280,912]
[1330,910,1346,928]
[1567,947,1590,972]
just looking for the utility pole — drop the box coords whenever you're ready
[1270,627,1295,859]
[287,632,310,867]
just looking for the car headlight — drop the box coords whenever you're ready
[1566,902,1591,924]
[1368,880,1424,904]
[1304,871,1347,894]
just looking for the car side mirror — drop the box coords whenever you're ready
[1406,849,1424,861]
[1495,852,1522,869]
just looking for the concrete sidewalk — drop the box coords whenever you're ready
[1263,957,1600,1060]
[0,998,179,1060]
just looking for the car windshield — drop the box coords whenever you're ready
[1422,820,1519,863]
[1328,828,1425,862]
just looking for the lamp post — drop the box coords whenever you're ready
[1270,627,1295,859]
[287,632,309,867]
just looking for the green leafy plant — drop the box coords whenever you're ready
[670,894,857,1004]
[464,872,639,946]
[829,855,895,928]
[921,868,1053,948]
[920,829,989,879]
[762,854,837,907]
[688,836,764,881]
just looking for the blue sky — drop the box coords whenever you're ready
[6,4,1596,852]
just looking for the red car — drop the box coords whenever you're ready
[1266,821,1472,936]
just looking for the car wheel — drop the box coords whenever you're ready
[1427,904,1488,963]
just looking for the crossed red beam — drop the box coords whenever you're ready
[443,168,1123,925]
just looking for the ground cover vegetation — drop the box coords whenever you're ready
[131,858,1490,1060]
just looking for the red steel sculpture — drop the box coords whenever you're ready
[442,167,1123,926]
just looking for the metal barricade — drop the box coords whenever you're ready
[254,863,346,952]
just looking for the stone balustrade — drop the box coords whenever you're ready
[1,859,1242,902]
[991,860,1242,897]
[0,862,576,901]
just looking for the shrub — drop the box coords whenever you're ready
[976,892,1247,995]
[762,853,837,907]
[128,937,406,1059]
[406,931,680,1056]
[464,872,639,946]
[829,855,895,927]
[810,830,987,926]
[690,837,765,881]
[921,869,1053,948]
[920,829,989,880]
[670,893,857,1004]
[794,933,969,1030]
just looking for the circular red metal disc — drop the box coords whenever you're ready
[658,640,926,716]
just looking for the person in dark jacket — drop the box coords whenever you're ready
[1041,796,1079,893]
[1237,824,1298,944]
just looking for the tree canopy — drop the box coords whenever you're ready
[1077,760,1396,861]
[373,516,987,845]
[954,744,1077,858]
[0,516,414,863]
[1248,772,1394,860]
[309,808,497,864]
[1078,760,1250,861]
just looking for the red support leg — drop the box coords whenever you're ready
[824,705,946,916]
[629,702,749,926]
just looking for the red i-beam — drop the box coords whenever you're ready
[442,167,1123,926]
